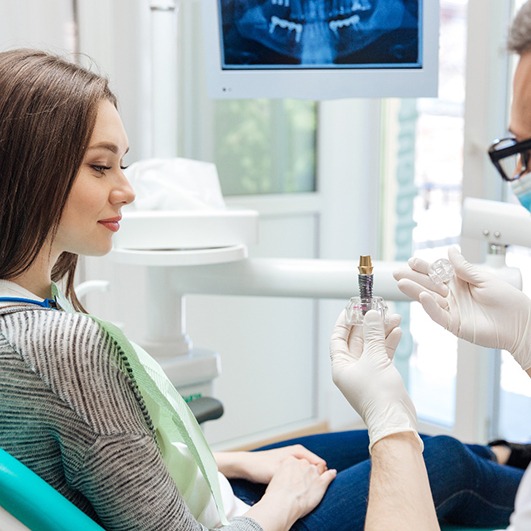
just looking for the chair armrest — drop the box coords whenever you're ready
[186,396,224,424]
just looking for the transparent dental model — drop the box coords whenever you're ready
[345,255,389,326]
[428,258,455,284]
[346,295,389,326]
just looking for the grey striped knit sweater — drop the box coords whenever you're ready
[0,306,262,531]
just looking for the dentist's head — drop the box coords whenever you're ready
[488,1,531,210]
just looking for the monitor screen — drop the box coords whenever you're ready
[201,0,439,99]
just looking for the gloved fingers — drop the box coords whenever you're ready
[385,327,402,360]
[384,313,402,358]
[347,313,401,358]
[406,256,451,295]
[384,313,401,337]
[396,278,450,303]
[418,291,452,331]
[362,310,389,363]
[330,309,362,365]
[394,268,449,298]
[331,309,350,339]
[448,246,489,286]
[406,255,430,274]
[347,320,364,353]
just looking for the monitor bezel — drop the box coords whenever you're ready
[201,0,440,100]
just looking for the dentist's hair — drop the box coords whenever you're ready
[508,0,531,54]
[0,48,117,310]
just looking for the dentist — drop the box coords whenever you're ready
[341,2,531,529]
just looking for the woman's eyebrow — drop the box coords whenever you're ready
[86,142,130,155]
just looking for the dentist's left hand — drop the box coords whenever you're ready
[330,309,423,452]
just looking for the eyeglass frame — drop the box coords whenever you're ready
[488,136,531,182]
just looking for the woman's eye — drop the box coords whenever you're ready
[91,165,111,174]
[120,164,129,171]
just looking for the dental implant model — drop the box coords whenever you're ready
[345,255,388,325]
[358,254,373,300]
[427,258,454,285]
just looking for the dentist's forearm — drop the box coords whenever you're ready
[366,432,439,531]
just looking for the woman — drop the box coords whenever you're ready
[0,48,524,531]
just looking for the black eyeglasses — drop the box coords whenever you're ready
[488,137,531,182]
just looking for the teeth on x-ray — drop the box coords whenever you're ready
[269,0,372,18]
[271,0,290,6]
[269,16,303,43]
[230,0,416,65]
[329,14,361,36]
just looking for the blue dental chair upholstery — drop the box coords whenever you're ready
[0,448,104,531]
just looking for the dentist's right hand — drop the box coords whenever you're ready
[394,246,531,373]
[330,309,422,452]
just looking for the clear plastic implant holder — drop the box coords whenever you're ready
[428,258,455,285]
[345,296,388,326]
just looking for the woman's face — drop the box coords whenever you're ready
[53,99,135,258]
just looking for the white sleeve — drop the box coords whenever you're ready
[500,464,531,531]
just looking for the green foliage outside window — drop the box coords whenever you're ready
[214,99,317,196]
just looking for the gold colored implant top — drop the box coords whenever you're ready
[358,255,373,275]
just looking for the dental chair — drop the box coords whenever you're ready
[0,397,223,530]
[0,448,104,531]
[0,447,500,531]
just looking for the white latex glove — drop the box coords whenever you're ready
[330,309,422,452]
[393,246,531,371]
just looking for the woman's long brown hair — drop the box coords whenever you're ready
[0,49,117,311]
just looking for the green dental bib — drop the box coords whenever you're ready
[52,286,228,526]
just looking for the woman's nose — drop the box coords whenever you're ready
[111,173,136,205]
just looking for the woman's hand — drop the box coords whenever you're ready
[244,455,336,530]
[215,445,328,484]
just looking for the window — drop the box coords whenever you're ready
[213,99,317,196]
[380,0,468,427]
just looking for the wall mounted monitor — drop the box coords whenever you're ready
[201,0,439,100]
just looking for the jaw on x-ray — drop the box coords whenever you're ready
[221,0,420,67]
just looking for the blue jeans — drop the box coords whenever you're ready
[229,431,524,530]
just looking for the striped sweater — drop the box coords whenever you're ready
[0,306,261,531]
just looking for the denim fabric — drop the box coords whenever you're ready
[229,431,523,531]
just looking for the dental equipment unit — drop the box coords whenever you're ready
[105,196,525,387]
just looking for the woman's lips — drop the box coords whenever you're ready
[98,217,121,232]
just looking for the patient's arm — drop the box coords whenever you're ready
[214,445,328,483]
[366,432,439,531]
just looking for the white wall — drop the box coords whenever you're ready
[75,0,382,447]
[0,0,74,51]
[1,0,515,447]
